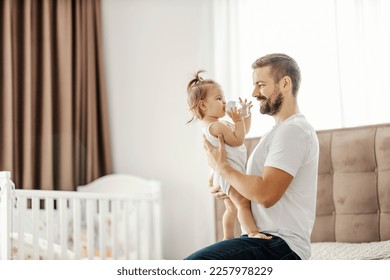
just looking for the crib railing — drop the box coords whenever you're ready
[0,171,162,260]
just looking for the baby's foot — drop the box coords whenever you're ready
[248,232,272,239]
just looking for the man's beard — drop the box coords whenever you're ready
[259,88,284,116]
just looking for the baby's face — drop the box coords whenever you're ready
[204,86,226,118]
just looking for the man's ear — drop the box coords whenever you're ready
[280,76,292,91]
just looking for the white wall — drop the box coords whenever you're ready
[101,0,215,259]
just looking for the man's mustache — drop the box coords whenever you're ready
[256,95,267,101]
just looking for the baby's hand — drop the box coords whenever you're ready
[238,97,253,117]
[227,107,243,123]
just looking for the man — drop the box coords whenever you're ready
[186,53,319,260]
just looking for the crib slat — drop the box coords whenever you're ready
[59,198,68,259]
[86,199,95,259]
[138,201,145,259]
[17,198,26,259]
[46,198,54,259]
[125,201,133,259]
[72,198,81,259]
[111,200,119,259]
[133,201,141,259]
[32,197,39,260]
[153,194,162,259]
[99,199,109,259]
[144,201,152,259]
[139,201,151,260]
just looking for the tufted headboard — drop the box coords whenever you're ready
[214,123,390,243]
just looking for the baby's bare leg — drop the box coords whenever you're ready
[222,198,237,240]
[228,186,272,239]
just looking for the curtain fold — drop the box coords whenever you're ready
[0,0,112,190]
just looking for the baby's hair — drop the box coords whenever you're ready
[186,70,219,124]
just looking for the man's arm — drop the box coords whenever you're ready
[204,134,293,208]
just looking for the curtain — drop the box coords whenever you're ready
[0,0,112,190]
[334,0,390,127]
[213,0,390,137]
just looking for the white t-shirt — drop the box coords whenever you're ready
[246,114,319,260]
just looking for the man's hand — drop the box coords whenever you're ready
[208,174,228,200]
[203,134,228,172]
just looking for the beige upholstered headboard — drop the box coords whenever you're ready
[214,123,390,243]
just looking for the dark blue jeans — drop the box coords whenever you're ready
[185,234,301,260]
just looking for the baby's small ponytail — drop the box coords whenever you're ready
[187,70,206,93]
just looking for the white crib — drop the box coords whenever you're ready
[0,171,162,260]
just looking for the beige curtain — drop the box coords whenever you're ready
[0,0,112,190]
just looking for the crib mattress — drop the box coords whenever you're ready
[310,240,390,260]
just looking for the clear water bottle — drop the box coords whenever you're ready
[226,100,250,117]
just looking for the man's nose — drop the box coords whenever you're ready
[252,87,258,97]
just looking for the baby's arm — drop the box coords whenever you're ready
[209,110,245,147]
[239,98,252,135]
[243,114,251,135]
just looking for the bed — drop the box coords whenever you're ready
[214,123,390,260]
[0,172,162,260]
